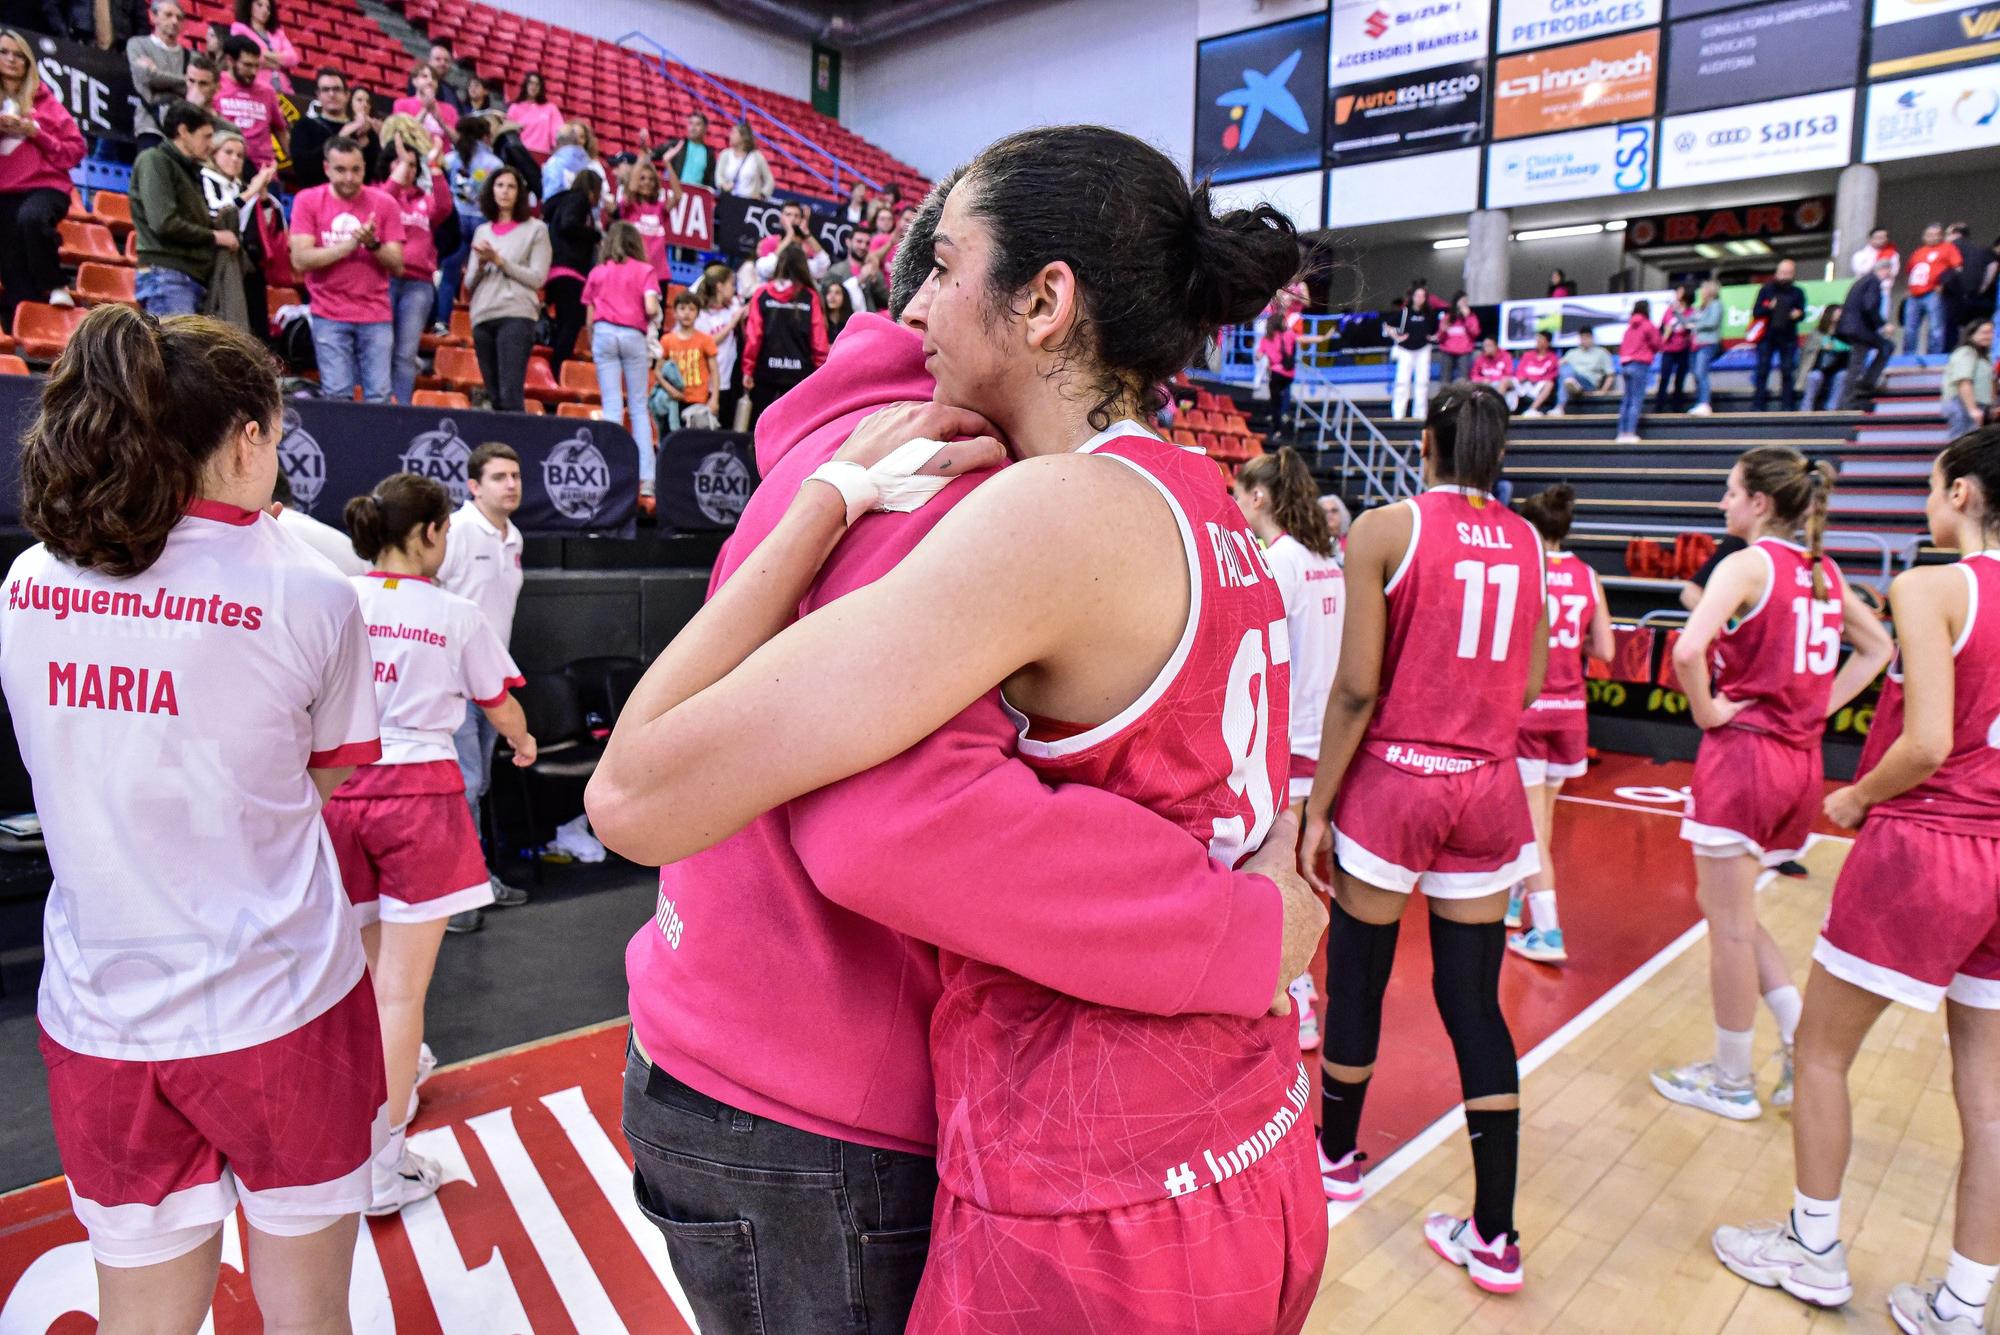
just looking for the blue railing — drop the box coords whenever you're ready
[616,31,879,201]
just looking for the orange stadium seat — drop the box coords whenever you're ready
[422,308,473,352]
[12,304,85,360]
[75,263,138,307]
[0,354,30,376]
[91,192,133,237]
[58,221,121,267]
[412,389,471,408]
[558,360,600,404]
[556,402,599,419]
[432,346,482,391]
[522,356,575,404]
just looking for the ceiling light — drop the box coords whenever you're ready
[1432,237,1470,250]
[1695,243,1724,259]
[1605,220,1627,232]
[1514,223,1606,241]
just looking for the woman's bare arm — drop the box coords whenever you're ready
[1825,567,1963,825]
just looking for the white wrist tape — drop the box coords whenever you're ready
[806,438,965,526]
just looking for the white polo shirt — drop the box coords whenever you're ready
[0,502,382,1061]
[353,572,524,765]
[275,504,368,576]
[1265,532,1345,761]
[436,501,524,647]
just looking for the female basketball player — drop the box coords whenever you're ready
[1655,447,1892,1122]
[590,125,1329,1330]
[324,472,535,1214]
[1235,445,1343,1047]
[0,308,384,1331]
[1506,483,1614,965]
[1715,430,2000,1333]
[1298,383,1547,1294]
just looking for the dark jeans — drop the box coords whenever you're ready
[474,315,536,411]
[1436,350,1473,384]
[1654,347,1691,411]
[0,187,70,326]
[623,1043,935,1335]
[547,274,587,371]
[1810,350,1850,412]
[1841,332,1892,408]
[434,220,475,325]
[1751,337,1799,412]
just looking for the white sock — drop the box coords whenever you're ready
[1528,890,1559,935]
[1765,985,1804,1049]
[1937,1250,1999,1326]
[1789,1188,1841,1253]
[1715,1026,1755,1082]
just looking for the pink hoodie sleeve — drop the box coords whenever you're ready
[788,691,1284,1019]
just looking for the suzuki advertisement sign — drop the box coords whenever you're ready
[1328,59,1486,163]
[1492,30,1661,139]
[1497,0,1662,52]
[1331,0,1490,83]
[1657,87,1855,186]
[1863,62,2000,162]
[1484,120,1655,206]
[1870,0,2000,77]
[1193,14,1331,184]
[1664,0,1863,115]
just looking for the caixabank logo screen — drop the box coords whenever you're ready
[1194,13,1330,184]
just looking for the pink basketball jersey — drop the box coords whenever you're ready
[933,429,1305,1218]
[1363,486,1545,771]
[1858,552,2000,833]
[1532,550,1598,708]
[1710,537,1845,748]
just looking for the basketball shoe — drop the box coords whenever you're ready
[1508,926,1567,963]
[1889,1279,1987,1333]
[1425,1213,1523,1294]
[1318,1144,1366,1203]
[1289,975,1320,1050]
[1651,1059,1762,1120]
[1712,1219,1853,1306]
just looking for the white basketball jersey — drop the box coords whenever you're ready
[1264,532,1343,760]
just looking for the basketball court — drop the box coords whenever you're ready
[0,757,1957,1333]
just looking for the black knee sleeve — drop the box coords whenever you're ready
[1322,899,1401,1068]
[1429,915,1519,1102]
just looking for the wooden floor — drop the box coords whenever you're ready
[1302,833,1968,1334]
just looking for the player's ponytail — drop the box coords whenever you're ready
[344,473,452,563]
[1938,425,2000,542]
[1237,446,1334,558]
[1738,445,1836,599]
[21,306,280,577]
[1426,382,1509,495]
[1519,483,1576,544]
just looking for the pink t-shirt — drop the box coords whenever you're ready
[388,175,452,282]
[1516,348,1560,382]
[507,100,564,154]
[391,95,457,139]
[620,199,671,280]
[1470,350,1514,382]
[581,258,656,332]
[290,184,407,324]
[216,73,283,168]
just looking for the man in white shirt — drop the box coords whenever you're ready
[268,472,367,574]
[436,442,527,931]
[755,201,832,282]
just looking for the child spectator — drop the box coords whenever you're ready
[380,114,453,404]
[618,155,682,297]
[740,242,826,426]
[542,170,601,370]
[659,290,720,429]
[693,262,747,429]
[393,62,457,141]
[1436,292,1479,382]
[1616,300,1662,443]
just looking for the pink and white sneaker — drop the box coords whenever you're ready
[1424,1213,1524,1294]
[1318,1143,1367,1202]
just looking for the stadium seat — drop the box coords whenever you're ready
[13,304,86,360]
[91,192,133,237]
[522,398,546,414]
[0,355,29,376]
[432,346,482,391]
[556,402,599,419]
[58,221,121,267]
[421,308,473,352]
[75,263,138,307]
[266,285,302,310]
[412,389,471,408]
[558,360,600,403]
[522,356,575,404]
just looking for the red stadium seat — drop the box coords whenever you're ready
[12,303,86,360]
[75,262,138,307]
[522,356,575,404]
[58,221,121,267]
[0,354,29,376]
[91,191,134,237]
[521,398,546,414]
[559,360,601,403]
[432,346,482,391]
[556,402,599,419]
[412,389,471,407]
[420,308,472,352]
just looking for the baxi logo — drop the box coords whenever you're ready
[1366,8,1392,37]
[543,431,612,520]
[1214,47,1310,152]
[276,409,326,511]
[399,419,473,504]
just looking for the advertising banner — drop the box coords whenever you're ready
[655,430,758,533]
[1327,59,1485,164]
[1870,0,2000,78]
[712,193,854,264]
[1326,145,1480,226]
[1492,30,1660,139]
[1497,0,1661,52]
[1657,87,1855,187]
[1331,0,1490,83]
[1863,61,2000,161]
[1484,120,1654,207]
[1664,0,1864,114]
[18,28,138,141]
[1622,195,1832,248]
[1667,0,1761,16]
[1498,279,1845,347]
[1194,14,1331,184]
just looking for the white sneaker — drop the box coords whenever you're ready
[1689,402,1714,415]
[1288,975,1320,1050]
[1504,883,1524,929]
[1508,927,1568,963]
[1651,1059,1762,1120]
[1424,1213,1524,1294]
[1770,1044,1795,1110]
[1889,1279,1987,1333]
[1615,432,1642,443]
[1548,406,1565,416]
[46,289,75,309]
[368,1143,444,1216]
[1713,1219,1853,1307]
[1521,407,1544,418]
[416,1042,437,1087]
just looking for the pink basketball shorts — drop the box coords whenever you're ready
[1331,747,1538,898]
[325,760,495,925]
[1680,726,1822,866]
[1815,815,2000,1012]
[1516,706,1588,787]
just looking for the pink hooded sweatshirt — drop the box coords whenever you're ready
[625,311,1285,1154]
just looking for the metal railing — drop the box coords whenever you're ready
[1296,387,1419,506]
[617,31,879,200]
[1568,520,1910,591]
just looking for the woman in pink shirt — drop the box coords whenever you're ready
[504,71,563,155]
[1470,336,1517,408]
[1516,330,1561,415]
[581,222,663,501]
[1437,291,1481,383]
[1617,300,1663,442]
[0,31,86,325]
[617,155,682,296]
[1654,284,1695,414]
[229,0,298,90]
[380,116,454,405]
[392,63,457,141]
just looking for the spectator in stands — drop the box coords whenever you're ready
[1837,257,1899,409]
[0,30,85,324]
[693,261,746,428]
[465,166,548,412]
[229,0,294,90]
[868,202,895,236]
[291,67,378,191]
[1548,268,1573,298]
[716,119,773,199]
[1941,228,1977,341]
[582,221,661,501]
[1749,257,1806,412]
[1470,335,1516,408]
[422,39,464,112]
[128,0,188,152]
[824,227,886,314]
[619,156,683,295]
[394,62,457,141]
[201,22,223,59]
[290,137,405,402]
[183,51,217,108]
[1803,305,1849,412]
[505,70,561,155]
[660,289,719,429]
[1963,234,2000,324]
[1614,299,1660,443]
[461,71,493,115]
[1654,285,1693,413]
[1851,226,1897,285]
[1903,222,1961,356]
[132,100,224,316]
[347,84,380,137]
[216,35,286,171]
[199,128,276,332]
[540,118,603,199]
[437,113,499,323]
[1435,291,1479,383]
[268,470,365,573]
[843,181,869,226]
[1941,318,1994,438]
[741,242,825,425]
[1552,326,1614,415]
[1689,278,1723,415]
[543,169,600,371]
[1383,280,1437,419]
[820,277,852,342]
[1515,330,1559,415]
[652,111,710,189]
[380,114,451,404]
[756,200,829,281]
